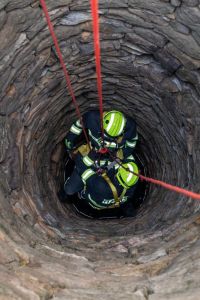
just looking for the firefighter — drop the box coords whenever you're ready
[64,153,139,211]
[65,110,138,158]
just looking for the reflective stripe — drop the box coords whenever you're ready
[104,141,117,148]
[120,196,128,203]
[100,160,107,166]
[82,169,95,182]
[83,156,94,167]
[88,202,101,210]
[127,163,134,182]
[76,119,82,128]
[65,139,70,148]
[102,198,115,205]
[127,155,135,161]
[70,124,82,135]
[118,117,125,135]
[114,164,120,170]
[106,113,115,132]
[109,142,117,148]
[88,194,106,209]
[88,130,101,146]
[126,140,137,148]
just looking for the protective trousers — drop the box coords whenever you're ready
[64,167,84,195]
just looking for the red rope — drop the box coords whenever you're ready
[90,0,105,146]
[40,0,200,201]
[139,174,200,200]
[40,0,91,149]
[108,152,200,200]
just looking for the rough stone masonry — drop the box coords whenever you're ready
[0,0,200,299]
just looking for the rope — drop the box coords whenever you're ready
[39,0,91,149]
[138,174,200,200]
[90,0,105,146]
[108,151,200,201]
[40,0,200,202]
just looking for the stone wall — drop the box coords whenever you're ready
[0,1,200,299]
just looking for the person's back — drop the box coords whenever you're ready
[83,168,138,209]
[65,110,138,158]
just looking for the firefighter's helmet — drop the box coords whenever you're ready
[116,162,139,188]
[103,111,126,137]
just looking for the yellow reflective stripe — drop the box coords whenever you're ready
[88,202,101,210]
[88,194,106,209]
[65,139,70,148]
[120,196,128,203]
[70,125,82,135]
[105,141,117,148]
[109,142,117,148]
[114,164,120,170]
[82,169,95,182]
[126,140,137,148]
[76,119,82,128]
[127,155,135,161]
[83,156,94,167]
[88,130,101,146]
[100,160,107,166]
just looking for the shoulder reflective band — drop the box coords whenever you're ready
[82,169,95,182]
[126,140,137,148]
[126,155,135,161]
[101,172,120,207]
[70,124,82,135]
[83,156,94,167]
[76,119,82,128]
[126,133,138,147]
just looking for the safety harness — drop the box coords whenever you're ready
[101,172,127,209]
[42,0,200,203]
[72,141,129,209]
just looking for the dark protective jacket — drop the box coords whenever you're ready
[65,110,138,157]
[75,153,138,209]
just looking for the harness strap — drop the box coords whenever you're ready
[101,172,120,208]
[120,187,127,200]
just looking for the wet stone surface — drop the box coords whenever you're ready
[0,1,200,299]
